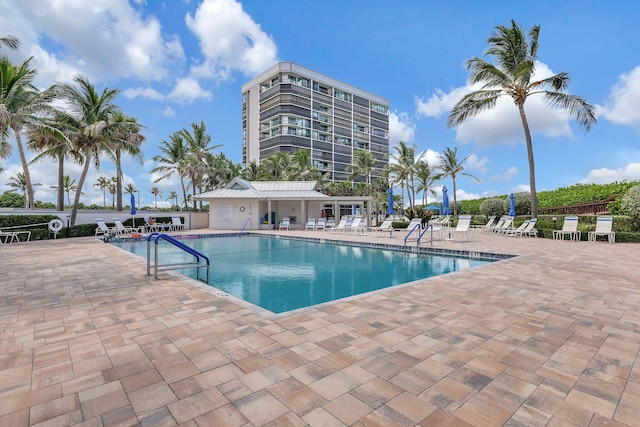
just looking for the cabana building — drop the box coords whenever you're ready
[194,178,373,230]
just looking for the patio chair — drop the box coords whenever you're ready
[452,215,472,241]
[329,217,351,232]
[348,216,365,234]
[553,216,581,241]
[503,220,530,237]
[304,218,316,231]
[315,217,326,231]
[472,215,496,231]
[492,216,514,235]
[0,228,31,244]
[588,216,615,243]
[170,215,185,231]
[95,219,115,237]
[372,217,394,237]
[113,219,141,236]
[278,217,290,230]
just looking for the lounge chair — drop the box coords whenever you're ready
[113,219,141,236]
[95,219,115,237]
[170,216,185,231]
[452,215,472,241]
[503,220,529,237]
[472,215,496,231]
[304,218,316,231]
[0,228,31,244]
[553,216,581,241]
[492,216,514,235]
[372,217,394,237]
[349,216,365,234]
[316,218,326,231]
[588,216,615,243]
[329,217,351,232]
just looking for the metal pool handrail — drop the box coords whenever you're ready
[403,223,422,248]
[146,232,210,283]
[239,218,252,236]
[417,224,435,247]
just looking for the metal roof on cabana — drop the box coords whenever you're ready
[194,177,330,201]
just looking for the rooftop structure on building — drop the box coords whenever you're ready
[241,62,390,183]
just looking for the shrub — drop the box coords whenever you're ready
[621,185,640,229]
[480,198,505,217]
[502,192,532,216]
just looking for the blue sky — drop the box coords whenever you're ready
[1,0,639,208]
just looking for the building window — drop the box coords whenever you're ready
[372,103,388,114]
[353,123,365,132]
[312,111,331,123]
[334,90,352,102]
[287,117,311,128]
[335,137,352,146]
[373,128,386,137]
[287,127,310,137]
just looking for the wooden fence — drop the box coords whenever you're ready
[538,198,614,216]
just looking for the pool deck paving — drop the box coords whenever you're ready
[1,227,639,426]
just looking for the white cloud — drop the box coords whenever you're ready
[162,106,176,117]
[511,184,531,193]
[388,111,416,144]
[418,148,440,167]
[123,86,165,100]
[416,62,577,147]
[597,66,640,132]
[4,0,185,86]
[580,162,640,184]
[167,77,213,104]
[503,166,518,181]
[464,154,489,175]
[185,0,278,80]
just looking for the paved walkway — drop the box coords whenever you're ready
[1,228,639,426]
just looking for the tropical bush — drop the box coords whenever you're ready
[480,198,505,217]
[621,185,640,229]
[502,192,532,216]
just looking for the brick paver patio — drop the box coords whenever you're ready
[1,228,639,426]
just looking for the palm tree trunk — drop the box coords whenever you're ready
[70,155,91,226]
[518,103,537,217]
[180,177,189,212]
[452,178,458,216]
[116,148,123,211]
[57,152,65,211]
[12,128,35,209]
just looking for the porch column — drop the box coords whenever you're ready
[267,200,272,227]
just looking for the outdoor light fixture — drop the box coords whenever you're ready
[552,216,557,229]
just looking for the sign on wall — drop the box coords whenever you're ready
[217,204,234,222]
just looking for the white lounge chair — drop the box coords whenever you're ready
[503,220,529,237]
[372,218,394,237]
[553,216,581,241]
[505,218,538,237]
[279,217,290,230]
[316,218,326,231]
[95,219,115,237]
[304,218,316,231]
[472,215,496,231]
[170,215,185,231]
[492,216,514,235]
[588,216,615,243]
[452,215,472,241]
[0,228,31,244]
[349,216,365,234]
[113,219,141,236]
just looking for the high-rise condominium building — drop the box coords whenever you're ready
[242,62,389,183]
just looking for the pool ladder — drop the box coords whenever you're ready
[146,233,210,283]
[404,223,436,252]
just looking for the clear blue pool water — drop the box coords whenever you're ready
[113,235,493,313]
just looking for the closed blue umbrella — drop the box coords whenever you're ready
[509,193,516,216]
[130,193,137,228]
[387,187,394,216]
[442,185,450,215]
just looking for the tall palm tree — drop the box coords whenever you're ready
[447,20,596,217]
[180,121,221,211]
[387,141,424,214]
[166,191,179,210]
[346,149,378,184]
[0,55,54,209]
[0,35,19,50]
[94,176,110,208]
[241,160,260,181]
[259,152,290,180]
[150,186,162,209]
[6,172,41,208]
[107,177,117,209]
[151,131,190,211]
[50,175,78,207]
[111,112,145,211]
[415,160,441,206]
[287,149,318,181]
[437,147,479,215]
[54,75,124,225]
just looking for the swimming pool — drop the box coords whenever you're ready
[113,235,494,313]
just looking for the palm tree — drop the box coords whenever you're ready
[151,132,190,212]
[437,147,479,215]
[111,112,145,211]
[287,149,318,181]
[166,191,179,210]
[415,160,441,206]
[94,176,110,208]
[0,55,54,209]
[107,177,117,208]
[150,186,162,209]
[180,121,221,211]
[447,20,596,217]
[6,172,41,208]
[50,175,78,207]
[54,75,128,225]
[241,160,260,181]
[259,152,290,180]
[0,35,19,50]
[346,149,378,184]
[387,141,424,214]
